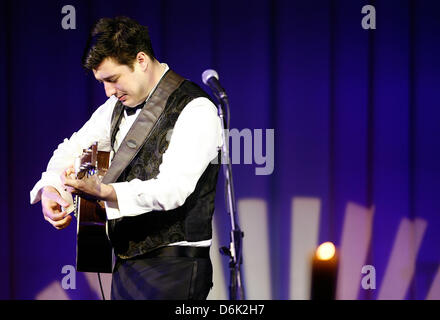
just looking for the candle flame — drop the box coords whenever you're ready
[316,242,336,261]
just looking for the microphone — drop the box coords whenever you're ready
[202,69,228,100]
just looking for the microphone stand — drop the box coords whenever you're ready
[214,92,245,300]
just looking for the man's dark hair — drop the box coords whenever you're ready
[82,16,156,71]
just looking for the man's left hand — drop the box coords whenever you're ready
[61,166,117,202]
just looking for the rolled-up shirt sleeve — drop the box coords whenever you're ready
[104,97,223,220]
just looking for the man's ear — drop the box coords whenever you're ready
[136,52,149,72]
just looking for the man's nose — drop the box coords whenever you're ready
[104,82,117,97]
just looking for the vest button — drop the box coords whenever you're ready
[127,139,137,149]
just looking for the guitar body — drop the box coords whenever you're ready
[75,148,113,273]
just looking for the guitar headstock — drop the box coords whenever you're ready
[75,142,98,179]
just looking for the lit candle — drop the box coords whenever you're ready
[311,242,338,300]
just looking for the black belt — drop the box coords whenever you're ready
[142,246,210,259]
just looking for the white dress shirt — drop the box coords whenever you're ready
[30,64,223,247]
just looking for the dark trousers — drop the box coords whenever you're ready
[111,251,213,300]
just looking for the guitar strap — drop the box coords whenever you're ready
[102,70,185,184]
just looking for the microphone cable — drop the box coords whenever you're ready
[97,272,106,300]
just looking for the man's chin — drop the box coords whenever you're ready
[122,101,137,108]
[121,100,141,108]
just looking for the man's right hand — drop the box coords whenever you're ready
[41,186,72,230]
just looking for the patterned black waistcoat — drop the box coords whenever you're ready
[107,75,220,259]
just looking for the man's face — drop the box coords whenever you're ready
[93,57,148,107]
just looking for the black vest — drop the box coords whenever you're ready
[107,75,220,259]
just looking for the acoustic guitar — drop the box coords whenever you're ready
[73,142,113,273]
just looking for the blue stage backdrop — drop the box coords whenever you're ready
[1,0,440,300]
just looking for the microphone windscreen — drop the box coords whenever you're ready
[202,69,219,85]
